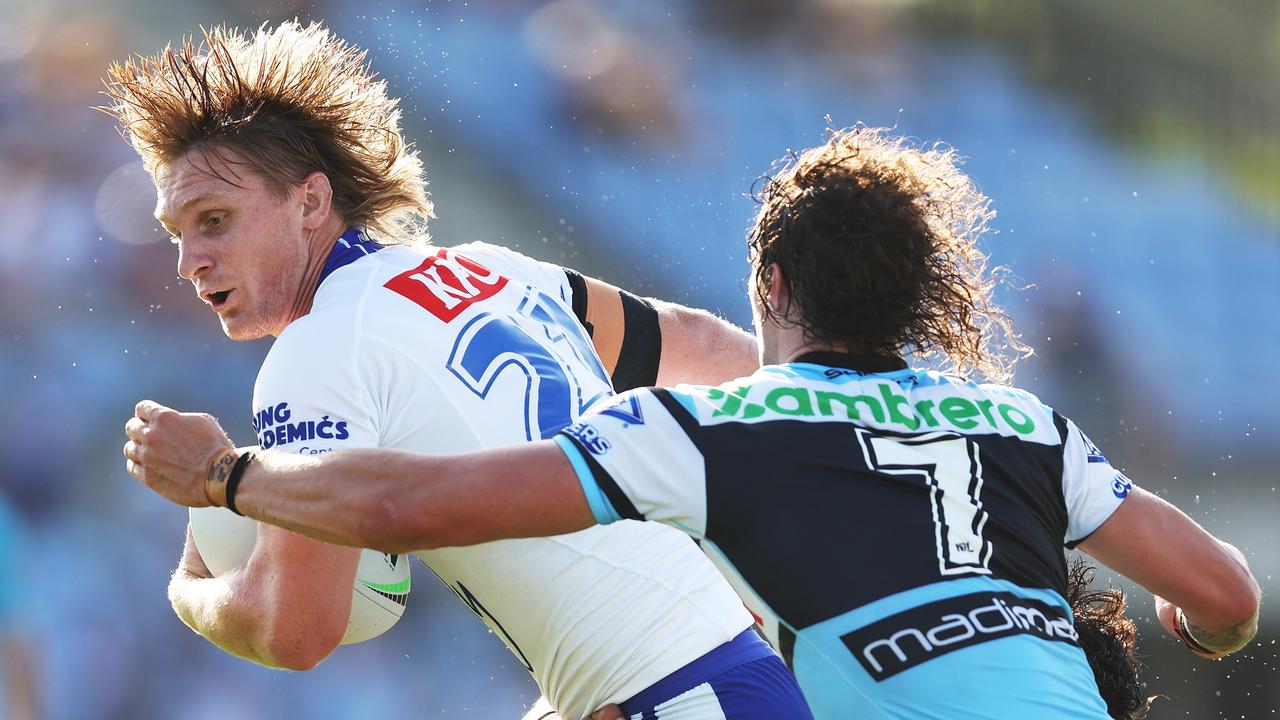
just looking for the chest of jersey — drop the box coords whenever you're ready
[254,243,752,718]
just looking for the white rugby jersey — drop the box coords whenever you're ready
[555,355,1129,718]
[251,229,751,718]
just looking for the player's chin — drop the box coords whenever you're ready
[219,312,270,341]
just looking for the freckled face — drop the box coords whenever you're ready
[155,147,310,340]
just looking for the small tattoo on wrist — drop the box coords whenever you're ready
[206,450,235,506]
[209,451,235,487]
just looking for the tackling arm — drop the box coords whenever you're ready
[226,443,596,555]
[1078,486,1260,657]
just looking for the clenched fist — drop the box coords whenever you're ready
[123,400,238,508]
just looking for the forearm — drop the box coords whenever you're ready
[1181,606,1259,656]
[1142,526,1261,634]
[232,445,594,553]
[1177,540,1261,654]
[652,300,758,386]
[231,450,421,553]
[1080,489,1261,656]
[168,566,281,667]
[167,524,349,670]
[167,527,285,667]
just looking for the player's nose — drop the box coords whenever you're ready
[176,239,213,281]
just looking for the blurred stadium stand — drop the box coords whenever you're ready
[0,0,1275,716]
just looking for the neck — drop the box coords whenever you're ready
[278,218,346,334]
[769,324,849,365]
[781,343,849,364]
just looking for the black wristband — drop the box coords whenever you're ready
[1175,609,1217,655]
[224,450,256,516]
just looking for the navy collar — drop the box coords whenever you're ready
[317,227,383,288]
[790,351,908,373]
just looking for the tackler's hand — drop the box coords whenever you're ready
[124,400,237,508]
[1155,595,1229,660]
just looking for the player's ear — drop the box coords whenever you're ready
[299,171,334,230]
[765,262,791,317]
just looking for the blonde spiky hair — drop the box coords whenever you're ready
[101,20,432,244]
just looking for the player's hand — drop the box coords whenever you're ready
[1155,595,1228,660]
[589,705,624,720]
[124,400,235,508]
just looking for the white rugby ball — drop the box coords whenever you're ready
[189,506,410,645]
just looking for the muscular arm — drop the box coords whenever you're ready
[168,522,359,670]
[127,403,359,670]
[650,298,759,386]
[1078,486,1260,657]
[230,443,594,555]
[568,272,758,389]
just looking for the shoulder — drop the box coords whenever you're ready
[638,368,779,427]
[446,241,572,296]
[254,311,369,423]
[958,379,1065,444]
[256,250,415,391]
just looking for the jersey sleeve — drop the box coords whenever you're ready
[552,389,710,537]
[1061,418,1134,547]
[251,318,380,455]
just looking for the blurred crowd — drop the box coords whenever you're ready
[0,0,1276,717]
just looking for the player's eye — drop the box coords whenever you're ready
[204,214,226,231]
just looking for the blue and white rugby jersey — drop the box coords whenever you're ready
[554,352,1132,719]
[252,229,751,719]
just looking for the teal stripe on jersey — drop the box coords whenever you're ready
[788,577,1108,720]
[667,388,699,418]
[836,576,1071,626]
[778,363,1051,406]
[780,363,944,387]
[553,434,622,524]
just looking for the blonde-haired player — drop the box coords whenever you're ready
[105,22,811,720]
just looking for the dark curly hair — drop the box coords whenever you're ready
[1067,557,1154,720]
[748,125,1030,383]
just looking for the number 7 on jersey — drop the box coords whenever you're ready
[857,430,994,576]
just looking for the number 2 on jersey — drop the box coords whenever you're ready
[448,288,610,440]
[858,430,994,576]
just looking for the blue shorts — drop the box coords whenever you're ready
[619,629,814,719]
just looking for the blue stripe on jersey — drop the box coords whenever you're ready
[553,435,621,524]
[620,629,813,719]
[788,577,1108,720]
[317,227,383,287]
[706,654,814,719]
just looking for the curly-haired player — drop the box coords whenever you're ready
[127,126,1259,719]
